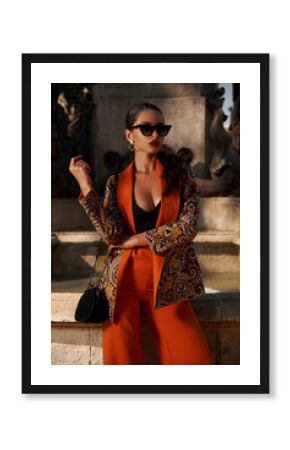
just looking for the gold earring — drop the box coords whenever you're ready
[128,141,135,151]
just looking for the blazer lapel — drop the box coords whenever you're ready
[117,156,180,230]
[117,158,137,234]
[155,157,180,227]
[151,158,181,304]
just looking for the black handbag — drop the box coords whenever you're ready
[74,251,109,324]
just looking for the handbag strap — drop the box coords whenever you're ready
[87,248,109,289]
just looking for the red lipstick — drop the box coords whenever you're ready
[149,139,160,147]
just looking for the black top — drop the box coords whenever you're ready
[132,191,161,233]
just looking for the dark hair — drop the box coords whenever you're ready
[125,102,164,129]
[177,147,194,165]
[124,102,188,195]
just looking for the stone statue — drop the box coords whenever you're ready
[194,90,240,197]
[51,85,95,197]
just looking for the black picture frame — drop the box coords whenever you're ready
[22,53,269,394]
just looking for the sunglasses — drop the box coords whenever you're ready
[130,123,172,137]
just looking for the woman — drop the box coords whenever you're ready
[69,102,214,365]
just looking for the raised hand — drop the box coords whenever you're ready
[69,155,93,196]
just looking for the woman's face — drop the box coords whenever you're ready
[125,109,166,154]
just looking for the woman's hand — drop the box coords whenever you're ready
[108,236,130,252]
[108,233,149,251]
[69,155,93,196]
[108,243,118,253]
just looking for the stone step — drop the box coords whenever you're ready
[51,230,240,277]
[51,277,240,365]
[52,230,240,245]
[51,273,240,323]
[52,196,240,232]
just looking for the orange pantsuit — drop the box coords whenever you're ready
[102,245,214,365]
[78,157,215,365]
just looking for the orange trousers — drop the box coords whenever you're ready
[102,247,215,365]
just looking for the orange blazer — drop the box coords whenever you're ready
[79,158,205,324]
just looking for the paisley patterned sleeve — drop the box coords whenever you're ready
[144,174,200,255]
[78,174,128,245]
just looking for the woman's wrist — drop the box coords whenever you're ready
[80,183,93,197]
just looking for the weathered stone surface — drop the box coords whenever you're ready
[51,279,240,365]
[52,196,239,233]
[53,231,103,244]
[52,282,240,324]
[51,326,103,365]
[201,272,240,292]
[51,321,240,365]
[196,245,240,274]
[90,328,103,365]
[191,298,221,322]
[51,327,91,365]
[52,298,79,323]
[52,243,107,278]
[53,230,240,245]
[201,324,217,365]
[93,84,203,100]
[56,318,221,366]
[52,199,96,232]
[52,230,240,278]
[196,231,240,244]
[220,297,240,322]
[199,196,240,232]
[217,324,240,365]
